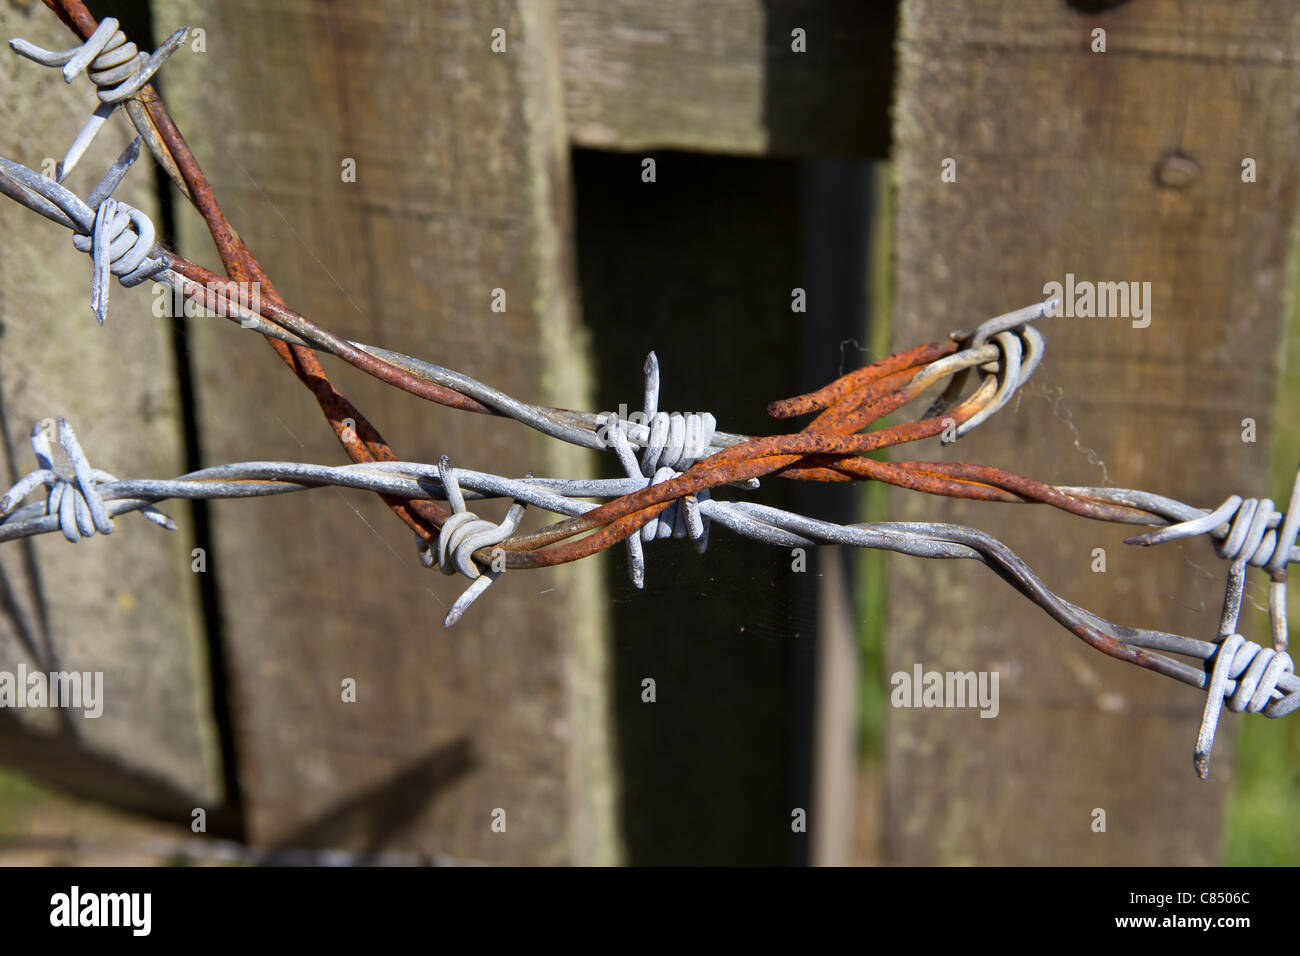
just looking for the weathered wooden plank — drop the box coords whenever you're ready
[0,2,220,812]
[157,0,615,863]
[886,0,1300,864]
[558,0,893,157]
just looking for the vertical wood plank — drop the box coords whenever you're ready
[0,2,219,812]
[887,0,1300,864]
[158,0,615,863]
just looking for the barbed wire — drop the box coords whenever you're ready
[2,3,1298,778]
[9,16,188,184]
[1,396,1296,777]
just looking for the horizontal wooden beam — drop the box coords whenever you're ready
[558,0,894,158]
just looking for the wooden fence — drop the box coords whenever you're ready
[0,0,1295,865]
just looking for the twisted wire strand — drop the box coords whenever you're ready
[9,17,188,182]
[0,138,1055,457]
[0,144,1050,457]
[0,138,1294,775]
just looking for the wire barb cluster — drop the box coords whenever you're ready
[0,400,1295,774]
[1198,636,1296,779]
[601,351,720,587]
[1127,480,1300,654]
[73,195,168,323]
[9,17,187,183]
[425,456,528,626]
[0,142,171,324]
[0,418,172,542]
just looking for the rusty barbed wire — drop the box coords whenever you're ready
[26,0,465,550]
[1,1,1298,778]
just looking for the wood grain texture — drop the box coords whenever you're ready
[157,0,615,863]
[558,0,892,157]
[886,0,1300,864]
[0,2,219,812]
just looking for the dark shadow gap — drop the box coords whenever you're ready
[572,147,804,865]
[113,0,246,843]
[790,158,873,864]
[760,1,896,160]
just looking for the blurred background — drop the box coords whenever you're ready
[0,0,1297,865]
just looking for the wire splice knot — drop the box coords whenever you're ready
[923,298,1052,437]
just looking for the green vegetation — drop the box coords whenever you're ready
[1223,231,1300,865]
[0,768,49,837]
[856,161,895,763]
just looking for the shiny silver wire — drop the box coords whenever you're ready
[1124,467,1300,656]
[0,146,170,324]
[9,18,188,182]
[601,352,715,588]
[953,326,1043,437]
[924,298,1055,428]
[0,144,1045,452]
[72,196,168,324]
[9,11,1297,778]
[1110,466,1300,775]
[0,417,172,542]
[0,156,1290,777]
[430,456,528,628]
